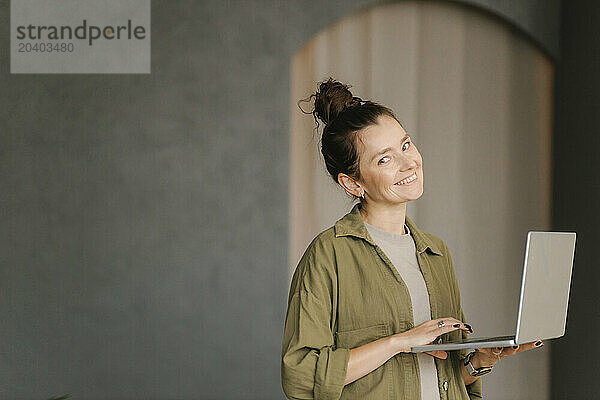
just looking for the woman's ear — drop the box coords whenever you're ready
[338,173,362,197]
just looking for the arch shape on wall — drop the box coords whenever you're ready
[289,1,553,398]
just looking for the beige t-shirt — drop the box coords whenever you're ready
[364,221,441,400]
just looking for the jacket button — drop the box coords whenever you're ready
[443,381,448,391]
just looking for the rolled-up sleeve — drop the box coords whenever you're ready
[281,240,349,400]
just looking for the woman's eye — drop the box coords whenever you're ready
[378,156,390,164]
[402,141,411,151]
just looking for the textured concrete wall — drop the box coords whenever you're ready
[0,0,560,399]
[449,0,560,58]
[551,1,600,398]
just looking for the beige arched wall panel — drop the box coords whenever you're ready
[290,1,553,399]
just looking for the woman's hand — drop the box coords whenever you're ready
[392,317,472,359]
[471,340,544,368]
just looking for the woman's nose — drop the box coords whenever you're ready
[399,154,418,170]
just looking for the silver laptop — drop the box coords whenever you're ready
[412,231,577,352]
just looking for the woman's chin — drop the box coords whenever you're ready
[391,184,424,201]
[406,193,423,202]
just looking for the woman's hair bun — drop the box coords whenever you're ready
[312,77,364,126]
[297,77,400,186]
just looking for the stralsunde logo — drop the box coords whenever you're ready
[11,0,150,74]
[15,19,147,46]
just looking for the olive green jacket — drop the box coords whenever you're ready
[281,203,483,400]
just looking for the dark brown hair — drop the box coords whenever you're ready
[298,77,403,198]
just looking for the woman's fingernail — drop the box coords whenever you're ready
[465,324,473,333]
[512,345,519,349]
[535,341,543,347]
[453,323,460,328]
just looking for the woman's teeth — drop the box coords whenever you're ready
[395,173,417,185]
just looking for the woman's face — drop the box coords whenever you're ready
[355,115,424,206]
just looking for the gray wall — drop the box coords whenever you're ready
[0,0,563,399]
[551,1,600,398]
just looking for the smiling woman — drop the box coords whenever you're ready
[281,77,543,400]
[288,3,555,397]
[342,115,424,221]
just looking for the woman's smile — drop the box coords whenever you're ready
[395,172,418,186]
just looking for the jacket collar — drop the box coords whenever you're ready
[334,203,444,256]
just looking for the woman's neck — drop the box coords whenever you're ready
[359,202,408,235]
